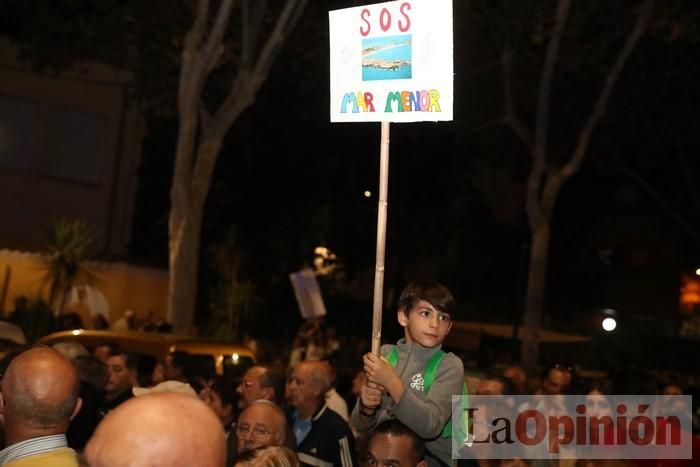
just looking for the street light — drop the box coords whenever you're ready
[600,308,618,332]
[602,317,617,332]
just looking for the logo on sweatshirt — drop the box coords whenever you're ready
[410,372,425,391]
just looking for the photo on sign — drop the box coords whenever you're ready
[362,34,412,81]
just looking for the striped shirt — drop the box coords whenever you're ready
[0,434,68,465]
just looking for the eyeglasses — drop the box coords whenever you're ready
[552,364,573,374]
[240,379,256,388]
[236,424,275,439]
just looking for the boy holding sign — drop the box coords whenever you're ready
[351,281,465,467]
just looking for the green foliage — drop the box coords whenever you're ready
[38,218,97,315]
[203,227,261,341]
[206,280,260,341]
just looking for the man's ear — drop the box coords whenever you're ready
[260,386,274,401]
[397,309,409,328]
[70,397,83,421]
[417,460,428,467]
[312,381,324,398]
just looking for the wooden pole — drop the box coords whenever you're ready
[371,121,391,356]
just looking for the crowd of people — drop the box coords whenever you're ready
[0,281,697,467]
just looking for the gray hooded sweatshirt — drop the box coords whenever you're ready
[351,338,465,467]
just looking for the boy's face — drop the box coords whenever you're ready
[398,300,452,348]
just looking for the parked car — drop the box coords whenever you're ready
[38,329,256,382]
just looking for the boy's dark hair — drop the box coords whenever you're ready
[373,419,425,462]
[397,281,456,317]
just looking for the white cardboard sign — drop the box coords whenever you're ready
[289,269,327,319]
[329,0,453,123]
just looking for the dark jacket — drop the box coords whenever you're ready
[291,403,356,467]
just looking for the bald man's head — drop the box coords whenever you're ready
[236,400,287,454]
[0,346,80,437]
[84,392,225,467]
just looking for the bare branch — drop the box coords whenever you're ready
[524,0,571,228]
[203,0,236,73]
[621,164,700,243]
[560,0,654,180]
[241,0,268,68]
[502,44,533,153]
[473,116,507,133]
[210,0,308,135]
[533,0,571,168]
[251,0,309,89]
[179,0,210,107]
[540,172,565,217]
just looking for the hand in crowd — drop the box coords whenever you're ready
[360,378,384,409]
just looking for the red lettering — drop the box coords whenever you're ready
[360,9,371,36]
[399,2,411,32]
[380,8,391,32]
[515,410,546,446]
[630,415,654,445]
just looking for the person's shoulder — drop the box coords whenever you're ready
[439,351,465,373]
[442,351,463,365]
[317,405,353,433]
[379,343,395,357]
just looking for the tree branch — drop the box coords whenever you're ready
[560,0,654,181]
[192,0,308,203]
[524,0,571,227]
[241,0,268,68]
[203,0,235,73]
[534,0,571,170]
[179,0,210,108]
[621,164,700,243]
[249,0,308,88]
[502,44,533,153]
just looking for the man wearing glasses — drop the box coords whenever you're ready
[236,364,286,410]
[235,400,287,455]
[229,365,294,466]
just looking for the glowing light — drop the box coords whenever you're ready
[71,330,81,336]
[602,317,617,332]
[695,268,700,276]
[364,190,372,198]
[231,353,240,363]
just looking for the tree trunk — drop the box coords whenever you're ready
[512,0,652,376]
[165,0,308,335]
[168,204,203,334]
[520,220,551,375]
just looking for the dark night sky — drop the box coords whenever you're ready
[3,1,700,371]
[127,2,700,342]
